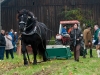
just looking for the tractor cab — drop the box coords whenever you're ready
[56,20,80,45]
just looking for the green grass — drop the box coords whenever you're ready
[0,49,100,75]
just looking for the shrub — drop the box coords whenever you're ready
[48,36,55,45]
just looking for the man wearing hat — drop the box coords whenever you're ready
[83,25,93,58]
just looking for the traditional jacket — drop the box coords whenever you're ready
[94,29,100,45]
[70,28,82,46]
[83,28,92,45]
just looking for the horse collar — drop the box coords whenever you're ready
[21,22,41,37]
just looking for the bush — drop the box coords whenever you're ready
[48,36,55,45]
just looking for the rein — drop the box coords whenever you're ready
[25,22,33,29]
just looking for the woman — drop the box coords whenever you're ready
[5,32,14,59]
[70,24,82,62]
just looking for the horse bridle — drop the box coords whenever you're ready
[21,22,33,31]
[19,15,34,31]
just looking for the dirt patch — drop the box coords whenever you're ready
[33,61,64,75]
[0,62,23,75]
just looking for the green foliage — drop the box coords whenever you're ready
[48,36,55,45]
[84,19,96,28]
[59,8,96,27]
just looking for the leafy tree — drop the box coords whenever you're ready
[59,8,96,28]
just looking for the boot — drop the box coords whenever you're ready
[83,49,86,58]
[85,49,87,55]
[97,50,100,58]
[90,49,93,58]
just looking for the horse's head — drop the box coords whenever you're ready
[17,9,36,32]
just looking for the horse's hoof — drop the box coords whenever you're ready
[33,60,37,65]
[33,62,37,65]
[24,61,28,65]
[43,58,47,62]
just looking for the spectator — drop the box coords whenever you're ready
[83,25,93,58]
[0,30,6,60]
[97,31,100,58]
[68,26,73,34]
[93,25,100,58]
[14,32,18,52]
[5,32,14,59]
[8,29,15,52]
[61,25,67,36]
[70,24,82,62]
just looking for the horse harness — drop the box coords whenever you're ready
[21,21,42,38]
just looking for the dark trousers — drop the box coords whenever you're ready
[12,42,16,52]
[73,44,80,61]
[5,49,14,59]
[0,47,5,60]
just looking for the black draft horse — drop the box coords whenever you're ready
[17,9,47,65]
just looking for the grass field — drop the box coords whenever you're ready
[0,49,100,75]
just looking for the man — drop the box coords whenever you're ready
[83,25,93,58]
[68,26,73,34]
[70,24,82,62]
[14,32,18,52]
[93,25,100,57]
[61,25,67,36]
[0,30,6,60]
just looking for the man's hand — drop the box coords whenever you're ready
[88,42,91,46]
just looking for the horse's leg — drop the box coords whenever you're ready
[42,40,47,61]
[22,43,28,65]
[31,44,37,65]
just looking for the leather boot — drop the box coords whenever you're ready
[83,49,86,58]
[90,49,93,58]
[85,49,87,55]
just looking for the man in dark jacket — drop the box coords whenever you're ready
[0,30,6,60]
[70,24,82,62]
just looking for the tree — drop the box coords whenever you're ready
[59,8,96,28]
